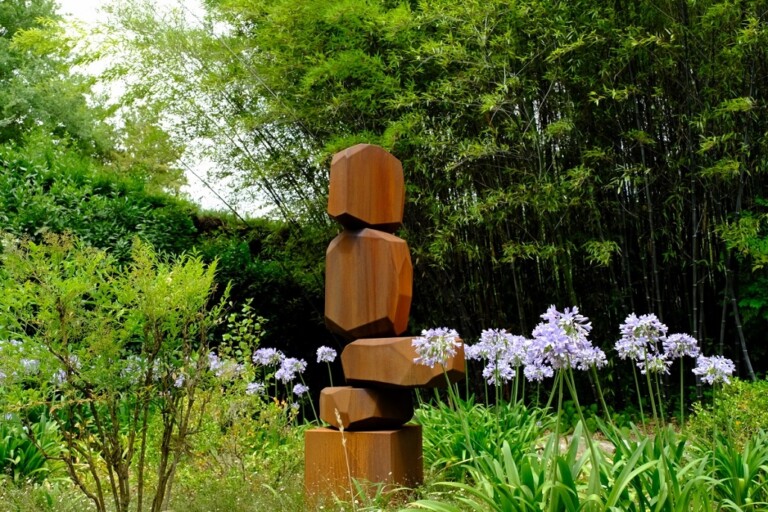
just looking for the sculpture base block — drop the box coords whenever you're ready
[304,425,423,503]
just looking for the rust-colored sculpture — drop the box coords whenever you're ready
[324,229,412,339]
[305,426,422,500]
[328,144,405,232]
[320,386,413,430]
[341,337,465,388]
[305,144,465,501]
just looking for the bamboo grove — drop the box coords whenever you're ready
[105,0,768,377]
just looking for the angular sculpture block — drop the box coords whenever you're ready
[341,337,465,388]
[320,386,413,430]
[304,425,422,501]
[328,144,405,232]
[325,229,412,339]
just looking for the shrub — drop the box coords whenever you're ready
[0,233,229,512]
[687,377,768,448]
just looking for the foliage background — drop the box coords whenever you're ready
[94,0,768,383]
[5,0,768,389]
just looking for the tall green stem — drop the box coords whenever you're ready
[654,371,665,425]
[644,367,659,425]
[513,369,520,406]
[548,371,565,512]
[632,364,647,429]
[590,366,612,426]
[565,369,601,510]
[299,375,318,423]
[679,360,685,427]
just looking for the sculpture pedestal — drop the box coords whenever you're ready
[304,425,423,502]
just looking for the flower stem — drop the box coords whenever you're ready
[565,368,602,507]
[631,364,646,429]
[513,369,520,406]
[654,371,666,425]
[644,366,659,425]
[679,359,685,428]
[591,366,614,428]
[548,370,565,512]
[299,375,318,423]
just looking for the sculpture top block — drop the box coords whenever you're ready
[328,144,405,233]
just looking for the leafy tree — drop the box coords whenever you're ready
[0,234,229,512]
[0,0,112,153]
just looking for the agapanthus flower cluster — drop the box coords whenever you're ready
[293,383,309,396]
[482,363,515,385]
[526,306,605,376]
[122,354,148,378]
[207,351,243,380]
[20,358,39,375]
[316,346,337,364]
[523,364,554,382]
[252,348,285,366]
[663,333,700,359]
[245,381,265,395]
[412,327,462,368]
[466,329,528,386]
[637,353,671,375]
[275,357,307,383]
[208,352,222,373]
[615,313,700,375]
[615,313,668,361]
[692,355,735,385]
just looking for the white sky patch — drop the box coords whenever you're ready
[57,0,105,24]
[55,0,254,216]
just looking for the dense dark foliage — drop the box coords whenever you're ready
[106,0,768,382]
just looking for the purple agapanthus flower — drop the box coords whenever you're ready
[468,329,528,366]
[469,329,512,361]
[208,352,223,372]
[20,358,39,374]
[524,363,554,382]
[663,333,700,359]
[616,313,668,361]
[246,381,265,395]
[525,305,598,378]
[293,383,309,396]
[316,346,337,364]
[51,369,66,385]
[482,363,515,386]
[412,328,462,368]
[692,355,735,385]
[252,348,285,366]
[575,346,608,371]
[637,353,671,375]
[275,357,307,383]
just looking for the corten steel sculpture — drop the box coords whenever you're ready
[324,229,412,339]
[319,387,413,430]
[341,337,465,388]
[305,144,465,502]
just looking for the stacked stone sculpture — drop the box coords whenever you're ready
[304,144,465,501]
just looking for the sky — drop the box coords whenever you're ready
[56,0,105,24]
[55,0,249,215]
